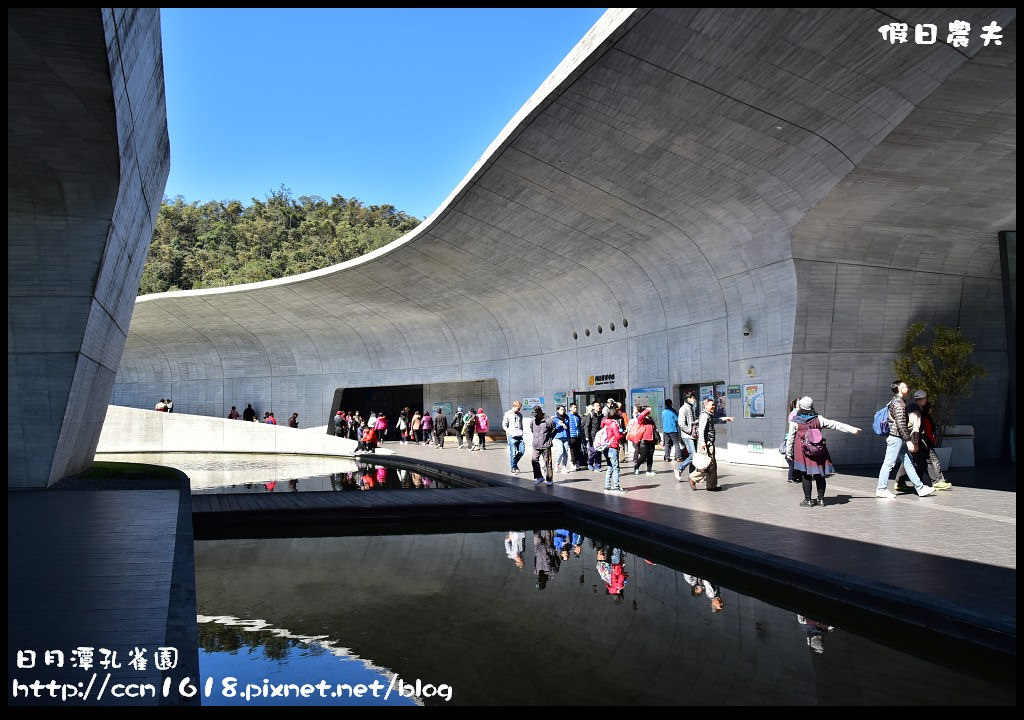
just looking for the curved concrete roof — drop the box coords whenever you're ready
[115,8,1016,464]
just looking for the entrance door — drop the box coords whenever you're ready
[576,388,626,411]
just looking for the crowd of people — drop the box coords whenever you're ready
[173,375,959,507]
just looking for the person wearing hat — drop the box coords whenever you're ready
[878,380,936,499]
[474,407,489,450]
[895,390,952,492]
[785,396,862,507]
[451,407,466,449]
[334,410,344,436]
[528,405,556,485]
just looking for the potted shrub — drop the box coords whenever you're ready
[893,322,987,467]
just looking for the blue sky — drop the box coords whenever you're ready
[160,8,606,219]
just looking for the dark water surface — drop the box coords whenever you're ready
[195,529,1014,706]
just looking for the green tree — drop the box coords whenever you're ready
[893,322,987,446]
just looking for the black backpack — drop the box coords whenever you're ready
[453,412,464,430]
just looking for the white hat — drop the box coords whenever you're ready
[798,396,814,411]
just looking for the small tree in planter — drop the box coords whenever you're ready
[893,322,987,447]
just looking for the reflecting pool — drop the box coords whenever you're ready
[95,453,462,493]
[194,529,1014,706]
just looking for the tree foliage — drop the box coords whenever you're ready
[139,186,420,295]
[892,322,987,446]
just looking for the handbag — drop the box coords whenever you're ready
[779,437,788,455]
[692,450,712,471]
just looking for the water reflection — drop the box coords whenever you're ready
[95,453,464,493]
[195,530,1013,705]
[197,616,418,706]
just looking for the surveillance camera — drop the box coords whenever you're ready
[742,321,752,337]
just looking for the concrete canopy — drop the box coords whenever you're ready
[114,8,1015,466]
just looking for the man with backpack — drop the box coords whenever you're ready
[452,407,466,449]
[876,381,936,498]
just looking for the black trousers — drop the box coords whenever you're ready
[634,440,655,471]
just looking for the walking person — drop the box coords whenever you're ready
[674,391,701,480]
[242,403,256,422]
[462,409,477,451]
[584,401,604,473]
[895,391,953,491]
[502,401,526,473]
[552,405,571,474]
[411,410,423,444]
[877,381,936,498]
[288,412,299,428]
[687,397,735,491]
[420,409,432,445]
[661,399,681,462]
[567,403,584,470]
[452,407,466,449]
[334,410,345,437]
[397,409,409,444]
[475,408,489,450]
[528,405,556,485]
[375,412,388,444]
[432,407,448,449]
[784,396,861,507]
[631,404,657,476]
[600,407,625,493]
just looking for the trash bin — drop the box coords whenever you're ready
[942,425,975,468]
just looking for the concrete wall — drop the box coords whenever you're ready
[112,9,1016,467]
[8,9,170,487]
[96,405,361,457]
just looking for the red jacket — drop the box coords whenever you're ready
[361,428,377,444]
[634,408,655,442]
[601,418,623,449]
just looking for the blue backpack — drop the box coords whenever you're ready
[872,406,890,436]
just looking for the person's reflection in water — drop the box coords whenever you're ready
[264,481,276,492]
[533,530,560,589]
[505,531,526,569]
[411,472,423,488]
[797,614,834,654]
[397,468,411,488]
[330,473,341,491]
[596,545,628,602]
[553,529,573,561]
[570,532,585,558]
[376,466,387,488]
[360,470,374,490]
[288,479,298,492]
[683,574,724,613]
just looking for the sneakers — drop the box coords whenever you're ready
[545,479,554,485]
[633,469,641,475]
[534,478,545,485]
[933,480,952,490]
[894,482,912,493]
[917,485,937,497]
[609,487,626,493]
[799,499,814,507]
[674,468,682,481]
[645,471,656,476]
[511,467,519,474]
[816,497,826,508]
[876,488,896,499]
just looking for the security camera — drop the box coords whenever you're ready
[742,320,752,337]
